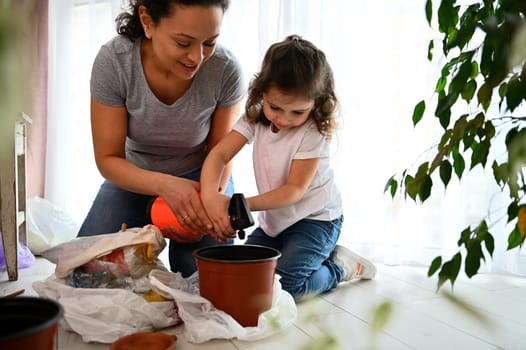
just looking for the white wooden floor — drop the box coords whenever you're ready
[1,257,525,350]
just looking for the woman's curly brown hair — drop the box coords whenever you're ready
[115,0,230,40]
[245,35,339,139]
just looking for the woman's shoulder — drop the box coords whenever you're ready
[100,35,137,55]
[206,44,242,71]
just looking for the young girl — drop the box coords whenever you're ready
[200,35,376,300]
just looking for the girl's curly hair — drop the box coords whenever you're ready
[245,35,339,139]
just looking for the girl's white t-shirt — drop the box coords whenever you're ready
[233,116,343,237]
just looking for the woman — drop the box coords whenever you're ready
[78,0,245,277]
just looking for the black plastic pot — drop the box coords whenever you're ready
[0,296,63,350]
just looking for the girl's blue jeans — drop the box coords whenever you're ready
[77,169,234,277]
[245,215,345,300]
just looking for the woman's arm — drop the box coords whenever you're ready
[90,97,211,236]
[91,97,174,194]
[247,157,320,211]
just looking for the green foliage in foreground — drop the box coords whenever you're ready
[386,0,526,291]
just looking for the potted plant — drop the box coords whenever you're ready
[385,0,526,290]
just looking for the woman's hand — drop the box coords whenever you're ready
[202,192,236,242]
[161,177,214,237]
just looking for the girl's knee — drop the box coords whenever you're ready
[279,275,306,298]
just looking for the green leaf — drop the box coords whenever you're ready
[438,0,459,34]
[505,127,518,147]
[450,60,473,94]
[507,227,524,250]
[428,256,442,277]
[461,79,477,101]
[383,176,398,198]
[438,129,452,150]
[441,64,451,78]
[484,233,495,257]
[480,41,493,77]
[462,131,476,149]
[452,148,465,178]
[435,92,458,129]
[299,334,339,350]
[470,140,490,169]
[470,60,479,79]
[455,4,479,50]
[483,120,495,140]
[457,227,472,246]
[445,28,459,52]
[463,130,475,149]
[419,174,433,202]
[404,175,418,201]
[465,242,483,278]
[435,76,447,93]
[492,161,508,187]
[451,114,469,142]
[470,111,485,129]
[439,159,452,187]
[412,100,426,126]
[477,82,493,111]
[425,0,432,25]
[507,201,519,223]
[506,76,525,112]
[475,220,488,240]
[427,40,434,61]
[370,301,394,334]
[437,252,462,290]
[498,82,507,99]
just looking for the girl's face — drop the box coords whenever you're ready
[262,87,314,132]
[141,5,223,80]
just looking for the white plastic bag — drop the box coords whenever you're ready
[26,197,80,255]
[36,225,297,344]
[33,275,180,343]
[149,269,298,343]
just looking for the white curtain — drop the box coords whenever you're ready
[46,0,526,275]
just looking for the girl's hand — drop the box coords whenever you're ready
[202,192,236,242]
[160,177,214,236]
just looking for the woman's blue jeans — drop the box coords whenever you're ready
[77,169,234,277]
[245,216,345,300]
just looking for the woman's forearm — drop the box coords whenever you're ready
[96,155,173,196]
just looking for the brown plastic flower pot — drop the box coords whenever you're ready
[193,245,281,327]
[0,297,63,350]
[110,332,177,350]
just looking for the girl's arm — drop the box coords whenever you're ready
[206,102,242,193]
[201,130,248,240]
[247,157,320,211]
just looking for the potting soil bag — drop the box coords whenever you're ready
[33,225,182,343]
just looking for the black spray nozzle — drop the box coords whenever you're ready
[228,193,254,239]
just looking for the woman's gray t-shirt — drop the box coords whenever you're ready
[90,35,245,176]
